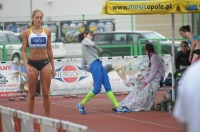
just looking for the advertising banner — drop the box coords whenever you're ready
[4,22,29,33]
[60,20,85,43]
[86,19,115,33]
[179,0,200,13]
[102,0,200,15]
[102,0,178,15]
[0,55,172,98]
[50,55,172,95]
[60,19,115,43]
[43,21,59,37]
[0,62,27,98]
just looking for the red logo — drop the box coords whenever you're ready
[62,65,79,83]
[55,65,89,83]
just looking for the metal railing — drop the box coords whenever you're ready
[0,42,29,62]
[97,37,185,57]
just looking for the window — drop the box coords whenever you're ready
[7,34,20,43]
[0,33,8,43]
[127,33,140,44]
[112,34,126,44]
[93,34,111,45]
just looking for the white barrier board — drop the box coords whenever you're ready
[0,62,27,98]
[51,55,172,95]
[0,55,172,97]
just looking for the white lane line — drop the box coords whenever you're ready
[51,102,178,130]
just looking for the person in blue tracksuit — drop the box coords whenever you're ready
[76,31,130,114]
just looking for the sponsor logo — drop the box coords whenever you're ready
[0,65,11,71]
[54,65,89,83]
[186,4,198,11]
[0,74,8,84]
[44,60,49,64]
[31,37,46,44]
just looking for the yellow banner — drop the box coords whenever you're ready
[179,0,200,13]
[104,0,178,15]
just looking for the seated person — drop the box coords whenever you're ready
[112,44,165,112]
[175,41,191,71]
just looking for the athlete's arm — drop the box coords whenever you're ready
[21,29,29,65]
[187,32,196,62]
[22,28,33,74]
[45,28,56,77]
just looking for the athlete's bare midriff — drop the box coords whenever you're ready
[195,42,200,49]
[29,48,48,60]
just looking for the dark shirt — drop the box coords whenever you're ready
[175,50,191,70]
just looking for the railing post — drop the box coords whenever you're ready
[156,41,162,54]
[133,44,138,55]
[138,39,143,55]
[2,43,7,61]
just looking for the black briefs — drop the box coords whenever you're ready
[193,49,200,55]
[28,58,49,71]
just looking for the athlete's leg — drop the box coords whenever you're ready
[102,66,119,107]
[81,60,102,105]
[192,54,198,63]
[40,63,52,117]
[26,65,39,114]
[81,91,95,105]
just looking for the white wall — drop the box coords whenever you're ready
[0,0,106,20]
[0,0,190,38]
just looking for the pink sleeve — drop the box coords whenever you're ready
[145,55,161,83]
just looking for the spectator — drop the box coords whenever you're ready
[175,41,191,71]
[179,25,200,63]
[173,60,200,132]
[113,44,165,112]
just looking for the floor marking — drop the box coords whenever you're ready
[51,102,178,130]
